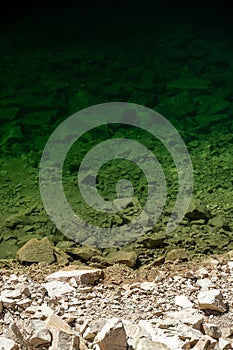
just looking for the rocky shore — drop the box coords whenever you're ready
[0,250,233,349]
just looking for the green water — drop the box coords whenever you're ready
[0,1,232,263]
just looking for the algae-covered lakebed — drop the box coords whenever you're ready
[0,0,232,267]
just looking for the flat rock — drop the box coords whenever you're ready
[106,250,138,268]
[64,246,100,262]
[165,248,188,262]
[46,267,104,286]
[42,280,75,298]
[137,233,166,248]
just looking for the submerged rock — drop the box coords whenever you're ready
[16,237,55,264]
[185,197,211,221]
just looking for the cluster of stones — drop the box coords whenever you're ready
[11,196,223,270]
[0,253,233,349]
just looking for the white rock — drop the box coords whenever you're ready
[218,337,233,350]
[123,320,151,349]
[21,285,31,297]
[94,317,127,350]
[10,321,24,342]
[82,320,106,341]
[79,337,90,350]
[41,303,54,317]
[198,289,227,313]
[16,298,32,309]
[140,282,157,291]
[168,308,204,331]
[196,278,213,291]
[138,320,157,340]
[1,289,21,299]
[46,268,104,286]
[46,314,74,334]
[156,334,184,350]
[42,280,75,298]
[221,327,233,339]
[79,319,89,335]
[136,337,170,350]
[48,330,80,350]
[196,268,209,277]
[28,320,51,347]
[46,314,80,350]
[155,318,179,330]
[24,305,41,314]
[0,296,16,309]
[174,295,193,308]
[2,258,233,350]
[0,336,18,350]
